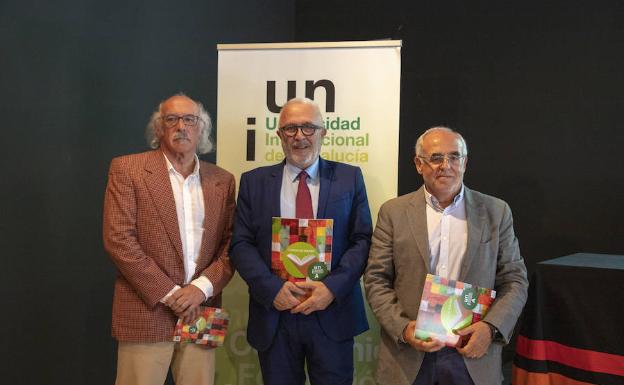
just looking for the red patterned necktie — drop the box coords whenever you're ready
[296,171,314,219]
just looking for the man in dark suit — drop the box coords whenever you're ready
[103,94,235,385]
[230,98,372,385]
[364,127,528,385]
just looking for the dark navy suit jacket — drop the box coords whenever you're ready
[230,158,372,351]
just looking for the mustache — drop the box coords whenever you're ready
[291,139,310,148]
[172,132,189,141]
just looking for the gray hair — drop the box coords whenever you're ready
[145,93,214,154]
[279,97,325,127]
[414,126,468,156]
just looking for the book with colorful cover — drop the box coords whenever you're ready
[172,307,229,348]
[271,217,333,282]
[414,274,496,347]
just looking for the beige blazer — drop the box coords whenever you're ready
[364,186,528,385]
[103,150,235,342]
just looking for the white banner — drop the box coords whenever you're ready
[216,40,401,385]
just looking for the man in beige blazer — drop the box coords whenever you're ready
[364,127,528,385]
[103,94,235,385]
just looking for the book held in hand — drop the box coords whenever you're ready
[271,217,333,282]
[414,274,496,347]
[172,307,229,348]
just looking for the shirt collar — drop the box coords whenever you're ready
[163,152,201,178]
[424,184,465,212]
[284,158,320,183]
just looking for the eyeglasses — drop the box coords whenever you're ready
[161,114,201,128]
[279,123,322,137]
[418,153,466,166]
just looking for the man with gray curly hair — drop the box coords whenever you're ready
[103,93,236,385]
[146,93,214,155]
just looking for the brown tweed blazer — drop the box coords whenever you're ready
[103,150,235,342]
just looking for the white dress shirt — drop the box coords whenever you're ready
[161,153,213,302]
[280,158,321,218]
[424,185,468,281]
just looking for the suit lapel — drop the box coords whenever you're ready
[196,163,222,270]
[143,151,184,261]
[317,158,334,218]
[270,162,284,217]
[407,186,431,271]
[459,187,486,282]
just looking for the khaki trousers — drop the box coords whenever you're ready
[115,341,215,385]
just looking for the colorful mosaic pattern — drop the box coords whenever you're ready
[271,217,333,282]
[172,307,229,347]
[414,274,496,347]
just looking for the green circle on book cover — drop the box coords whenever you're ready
[281,241,319,278]
[195,316,207,331]
[461,287,478,310]
[441,295,473,332]
[308,261,328,281]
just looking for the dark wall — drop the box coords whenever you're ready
[2,0,623,383]
[0,1,293,384]
[296,0,624,272]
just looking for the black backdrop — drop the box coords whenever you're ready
[296,0,624,268]
[1,1,623,384]
[0,1,294,384]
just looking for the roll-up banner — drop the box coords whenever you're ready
[216,40,401,385]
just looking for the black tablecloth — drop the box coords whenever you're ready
[512,253,624,385]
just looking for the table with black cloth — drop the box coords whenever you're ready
[512,253,624,385]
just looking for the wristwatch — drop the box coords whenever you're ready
[484,321,500,340]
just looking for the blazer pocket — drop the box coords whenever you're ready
[478,239,496,262]
[480,229,493,244]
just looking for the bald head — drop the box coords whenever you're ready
[415,126,467,157]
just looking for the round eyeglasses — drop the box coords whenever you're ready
[279,123,322,137]
[161,114,201,128]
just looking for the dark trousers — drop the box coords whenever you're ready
[258,312,354,385]
[412,347,475,385]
